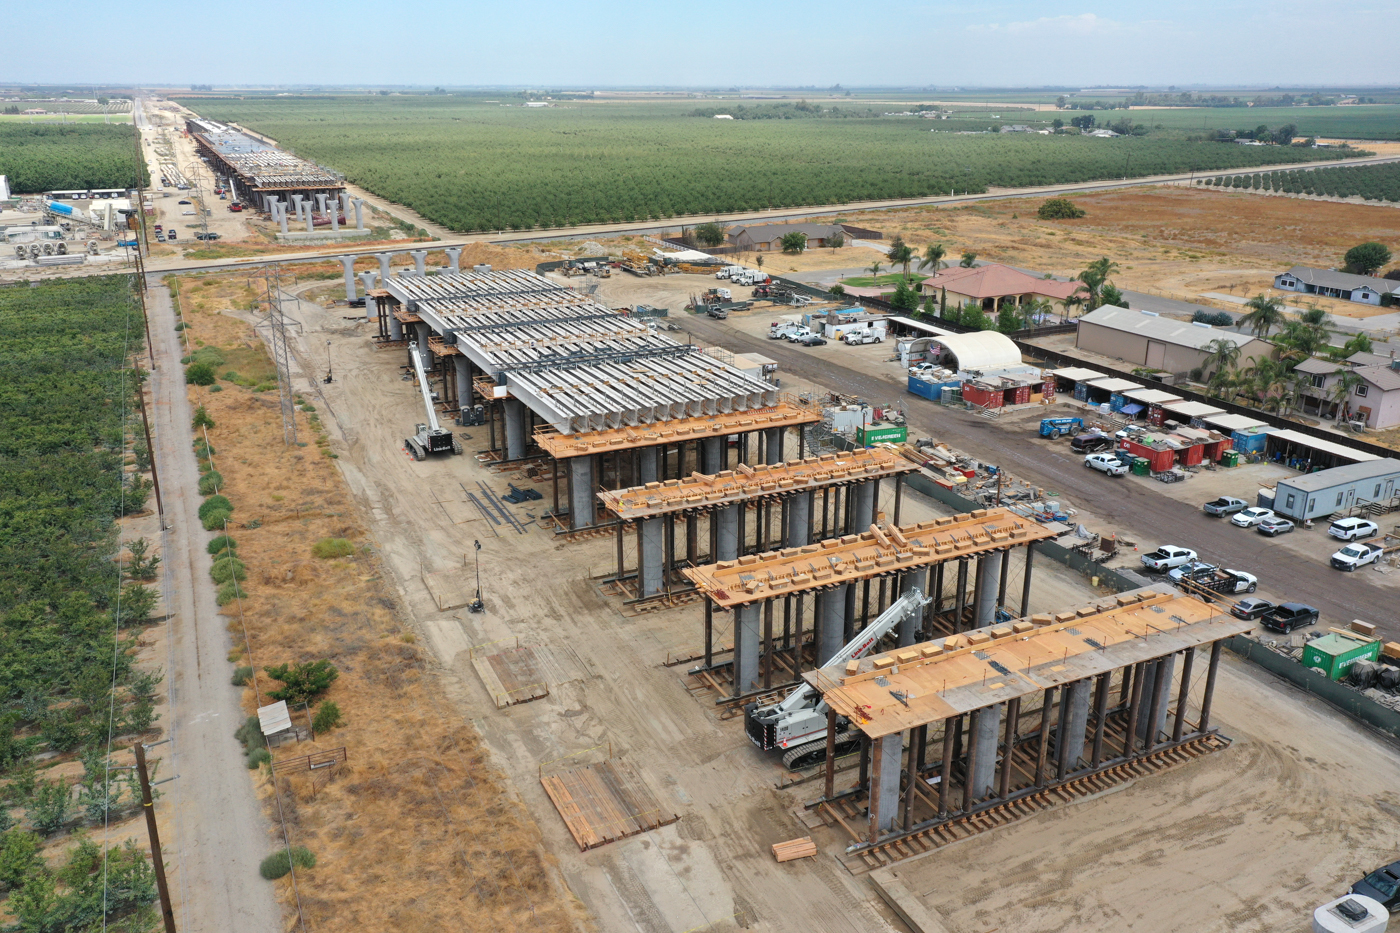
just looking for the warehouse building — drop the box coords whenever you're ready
[1075,307,1273,376]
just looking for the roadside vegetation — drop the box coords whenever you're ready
[0,123,148,193]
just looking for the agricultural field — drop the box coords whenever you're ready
[177,96,1354,233]
[1119,104,1400,140]
[1203,162,1400,203]
[0,123,147,193]
[0,276,160,929]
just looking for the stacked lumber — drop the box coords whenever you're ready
[771,836,818,863]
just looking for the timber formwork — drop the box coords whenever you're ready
[801,587,1249,865]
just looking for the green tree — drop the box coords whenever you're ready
[1099,283,1128,308]
[1201,338,1241,383]
[866,260,883,279]
[693,222,725,247]
[780,231,807,254]
[828,284,845,299]
[264,660,339,704]
[1334,332,1374,359]
[185,361,216,386]
[1077,257,1120,310]
[918,242,947,275]
[0,829,42,892]
[890,280,919,310]
[959,251,978,268]
[827,231,844,249]
[1239,294,1286,337]
[1344,241,1391,276]
[886,237,914,280]
[1331,371,1364,421]
[192,405,215,430]
[1037,198,1085,219]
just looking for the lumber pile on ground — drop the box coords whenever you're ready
[771,836,818,862]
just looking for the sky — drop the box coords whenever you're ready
[7,0,1399,88]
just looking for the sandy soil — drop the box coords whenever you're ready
[890,653,1400,933]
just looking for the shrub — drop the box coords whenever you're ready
[311,538,354,559]
[27,780,69,836]
[114,583,157,627]
[185,362,216,386]
[259,847,316,879]
[208,384,223,393]
[207,534,237,556]
[1037,197,1086,219]
[1191,309,1235,326]
[231,666,253,686]
[216,581,244,606]
[193,439,216,459]
[245,747,271,770]
[234,715,265,750]
[264,660,339,704]
[312,701,342,734]
[210,556,247,585]
[192,405,215,430]
[202,509,231,532]
[0,829,42,891]
[197,471,223,496]
[198,495,233,522]
[223,370,241,382]
[191,346,225,366]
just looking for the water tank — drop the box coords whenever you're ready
[46,200,76,216]
[1314,894,1387,933]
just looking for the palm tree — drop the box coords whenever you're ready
[1239,294,1285,338]
[1246,357,1290,411]
[1201,337,1241,382]
[867,260,883,280]
[918,243,947,275]
[1274,319,1330,363]
[1076,256,1121,311]
[887,238,915,281]
[1330,371,1364,422]
[1061,291,1086,322]
[1299,305,1330,327]
[960,250,978,268]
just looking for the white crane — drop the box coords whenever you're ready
[404,342,460,460]
[744,588,929,770]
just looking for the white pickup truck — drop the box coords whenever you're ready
[1141,545,1198,572]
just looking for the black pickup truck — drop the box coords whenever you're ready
[1261,602,1320,634]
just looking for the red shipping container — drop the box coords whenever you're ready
[1147,405,1166,426]
[1180,444,1204,467]
[1121,439,1174,472]
[961,382,1003,408]
[1013,385,1032,405]
[1041,380,1056,401]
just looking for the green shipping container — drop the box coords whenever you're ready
[1301,633,1380,681]
[859,424,908,446]
[1131,457,1150,476]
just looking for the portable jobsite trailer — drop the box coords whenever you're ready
[1271,459,1400,521]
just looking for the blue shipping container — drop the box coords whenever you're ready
[1109,393,1126,412]
[1072,384,1089,402]
[908,376,939,401]
[1231,429,1271,453]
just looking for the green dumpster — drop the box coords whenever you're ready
[1221,450,1240,468]
[1131,457,1150,476]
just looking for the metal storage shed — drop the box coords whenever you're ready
[1162,401,1225,421]
[925,331,1023,372]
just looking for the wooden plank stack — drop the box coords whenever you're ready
[771,836,818,862]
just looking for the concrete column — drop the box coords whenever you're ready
[266,195,279,219]
[638,518,664,598]
[353,199,365,229]
[341,191,352,215]
[359,271,378,320]
[291,194,303,220]
[305,205,315,234]
[453,357,471,411]
[414,323,434,366]
[315,193,328,214]
[1135,655,1175,744]
[376,252,392,282]
[714,505,739,561]
[849,481,876,533]
[328,203,339,232]
[763,427,784,465]
[700,435,726,474]
[818,583,848,664]
[969,704,1002,800]
[502,397,528,460]
[278,202,289,235]
[871,733,903,835]
[783,490,812,547]
[569,456,595,530]
[1059,679,1092,773]
[898,568,929,647]
[637,446,660,484]
[976,553,1001,627]
[444,247,462,272]
[733,602,762,694]
[339,256,356,301]
[388,313,403,341]
[411,249,428,276]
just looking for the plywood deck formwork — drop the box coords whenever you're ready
[471,646,551,708]
[534,398,823,459]
[541,760,679,851]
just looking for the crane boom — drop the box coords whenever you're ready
[408,342,441,433]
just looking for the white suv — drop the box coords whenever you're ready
[1084,453,1127,476]
[1329,517,1380,541]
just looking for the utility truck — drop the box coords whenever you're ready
[743,589,929,770]
[403,342,461,460]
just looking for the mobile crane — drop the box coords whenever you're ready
[404,342,461,460]
[743,588,929,770]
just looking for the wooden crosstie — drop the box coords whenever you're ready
[541,760,678,851]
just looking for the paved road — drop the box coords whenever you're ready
[148,283,280,932]
[677,312,1399,641]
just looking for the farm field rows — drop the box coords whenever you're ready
[0,123,147,193]
[1204,162,1400,203]
[176,96,1356,233]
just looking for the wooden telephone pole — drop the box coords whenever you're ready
[134,741,178,933]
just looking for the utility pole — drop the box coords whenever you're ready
[134,741,178,933]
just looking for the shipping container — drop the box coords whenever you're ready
[961,382,1003,408]
[1108,393,1126,412]
[1041,380,1056,401]
[1231,428,1271,453]
[1301,633,1380,681]
[1072,383,1089,402]
[1120,439,1175,473]
[858,423,909,446]
[1012,385,1032,405]
[908,376,961,401]
[1147,405,1166,427]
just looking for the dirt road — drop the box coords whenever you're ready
[147,283,281,932]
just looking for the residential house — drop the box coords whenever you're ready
[1075,306,1274,376]
[727,222,846,252]
[1273,266,1400,306]
[1291,353,1400,428]
[918,263,1084,314]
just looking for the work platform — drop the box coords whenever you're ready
[535,400,821,459]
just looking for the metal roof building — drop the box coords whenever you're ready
[1076,306,1274,376]
[1272,458,1400,520]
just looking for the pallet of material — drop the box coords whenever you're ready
[771,836,818,862]
[541,760,678,851]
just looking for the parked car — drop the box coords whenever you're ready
[178,199,191,204]
[1350,861,1400,912]
[1202,496,1249,517]
[194,232,221,241]
[909,362,937,376]
[795,335,827,347]
[1141,545,1197,572]
[1230,507,1275,528]
[181,210,195,216]
[165,229,176,239]
[1257,516,1295,537]
[1331,541,1384,571]
[1261,602,1320,633]
[1070,433,1114,454]
[1168,560,1217,582]
[1329,517,1380,542]
[1115,424,1148,441]
[1230,597,1276,621]
[1084,453,1127,476]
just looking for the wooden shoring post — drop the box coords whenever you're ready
[824,707,837,799]
[998,547,1011,608]
[1090,671,1111,766]
[615,518,625,582]
[762,599,774,689]
[704,600,713,669]
[1034,687,1056,787]
[939,716,957,816]
[954,559,968,631]
[893,475,904,526]
[1125,661,1146,755]
[1021,542,1036,617]
[134,742,177,933]
[1173,646,1196,743]
[999,696,1020,799]
[793,594,804,674]
[1200,641,1224,734]
[1145,655,1172,752]
[903,726,922,831]
[686,513,698,568]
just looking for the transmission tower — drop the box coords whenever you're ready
[261,265,299,446]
